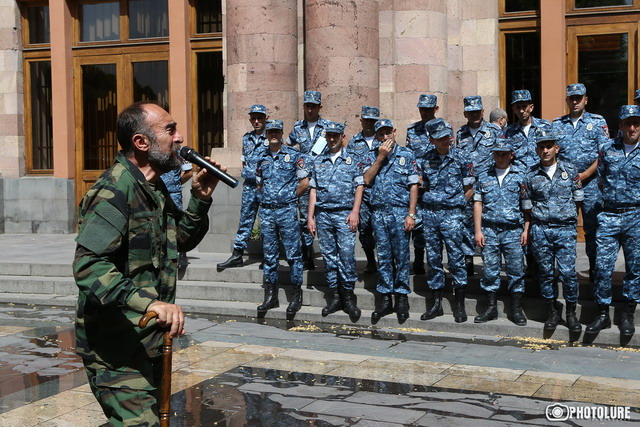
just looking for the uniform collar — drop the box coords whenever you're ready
[115,151,162,206]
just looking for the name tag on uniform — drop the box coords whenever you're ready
[311,135,327,156]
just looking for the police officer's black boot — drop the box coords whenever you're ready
[421,289,443,320]
[619,301,637,336]
[322,288,342,317]
[257,283,279,311]
[395,293,410,322]
[412,249,425,275]
[372,293,394,322]
[286,286,303,315]
[565,301,582,333]
[511,292,527,326]
[453,287,467,323]
[465,256,475,277]
[474,292,498,323]
[340,287,361,321]
[303,246,315,271]
[217,248,244,270]
[364,248,377,274]
[586,304,611,333]
[544,299,560,330]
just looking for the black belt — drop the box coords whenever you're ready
[532,220,574,227]
[603,206,640,213]
[261,202,295,209]
[315,206,351,212]
[421,205,463,211]
[483,221,522,229]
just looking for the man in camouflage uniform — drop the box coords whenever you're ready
[552,84,609,282]
[346,105,380,273]
[523,128,584,332]
[218,104,268,270]
[73,101,220,426]
[457,96,500,276]
[473,140,529,326]
[587,105,640,336]
[364,119,419,323]
[256,120,310,316]
[308,121,364,321]
[287,90,330,270]
[406,94,439,275]
[419,118,475,323]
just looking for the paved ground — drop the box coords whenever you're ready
[0,304,639,426]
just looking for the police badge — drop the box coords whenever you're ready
[561,171,568,180]
[399,157,406,166]
[485,131,491,138]
[346,156,352,165]
[587,123,593,131]
[284,154,291,162]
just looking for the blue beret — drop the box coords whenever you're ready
[361,106,380,120]
[374,119,394,132]
[619,105,640,120]
[265,119,284,131]
[492,139,513,152]
[535,126,558,143]
[426,118,453,139]
[566,84,586,97]
[249,104,267,115]
[511,89,532,104]
[303,90,321,105]
[464,96,483,112]
[417,94,437,108]
[325,121,345,134]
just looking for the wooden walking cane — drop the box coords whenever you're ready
[139,311,172,427]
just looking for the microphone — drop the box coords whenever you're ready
[179,146,239,188]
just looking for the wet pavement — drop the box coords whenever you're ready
[1,304,640,426]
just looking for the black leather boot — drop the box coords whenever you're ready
[619,301,637,336]
[544,299,560,330]
[474,292,498,323]
[511,292,527,326]
[178,252,189,269]
[395,293,410,322]
[586,304,611,333]
[322,288,342,317]
[421,289,443,320]
[453,287,467,323]
[372,293,394,322]
[340,287,361,321]
[413,249,425,275]
[565,301,582,333]
[364,248,377,274]
[303,246,315,271]
[286,287,303,315]
[465,255,475,277]
[257,283,279,311]
[217,248,244,269]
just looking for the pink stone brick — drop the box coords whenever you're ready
[357,27,380,59]
[448,45,462,71]
[306,27,359,58]
[379,38,394,65]
[394,91,424,120]
[428,65,448,92]
[227,34,274,64]
[379,10,394,38]
[463,45,497,72]
[395,65,429,93]
[394,38,447,66]
[245,63,298,92]
[273,34,298,64]
[228,5,296,36]
[305,0,357,31]
[462,0,499,19]
[393,0,445,12]
[379,65,395,93]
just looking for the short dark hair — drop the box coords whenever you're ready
[116,101,157,155]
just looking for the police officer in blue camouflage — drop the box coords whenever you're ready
[552,84,609,282]
[457,96,500,276]
[347,106,381,273]
[523,127,584,332]
[406,94,438,275]
[364,119,419,323]
[308,121,364,321]
[420,118,475,323]
[473,140,530,326]
[256,120,310,316]
[587,105,640,336]
[218,104,268,270]
[288,90,331,270]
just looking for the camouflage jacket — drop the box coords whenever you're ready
[73,152,211,367]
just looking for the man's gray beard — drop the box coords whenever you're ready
[148,139,181,173]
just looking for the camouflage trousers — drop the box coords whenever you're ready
[232,181,259,251]
[461,199,477,257]
[372,206,411,295]
[259,204,303,286]
[84,357,162,427]
[316,209,357,290]
[530,223,578,302]
[298,188,315,249]
[423,207,467,290]
[479,223,525,294]
[594,210,640,305]
[411,204,425,251]
[358,200,375,251]
[580,180,601,270]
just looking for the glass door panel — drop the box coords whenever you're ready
[132,60,169,109]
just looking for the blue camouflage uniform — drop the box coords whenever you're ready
[594,106,640,305]
[311,122,365,290]
[420,118,475,290]
[231,104,268,251]
[365,119,420,295]
[256,120,309,287]
[160,153,192,210]
[552,84,609,273]
[457,96,500,258]
[346,106,381,252]
[523,133,584,302]
[474,141,528,294]
[287,91,330,250]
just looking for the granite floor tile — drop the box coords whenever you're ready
[37,408,107,426]
[444,364,525,381]
[359,356,452,374]
[516,370,580,387]
[573,375,640,391]
[433,375,543,397]
[280,348,369,363]
[301,400,425,424]
[326,365,445,387]
[244,355,343,375]
[533,384,640,407]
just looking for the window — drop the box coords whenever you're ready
[574,0,634,9]
[27,5,50,45]
[196,51,224,154]
[80,2,120,42]
[504,0,539,13]
[195,0,222,35]
[503,32,541,122]
[129,0,168,39]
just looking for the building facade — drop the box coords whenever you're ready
[0,0,638,251]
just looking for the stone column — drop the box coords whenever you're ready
[221,0,298,169]
[304,0,378,135]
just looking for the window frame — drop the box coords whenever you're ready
[566,0,640,14]
[499,0,540,18]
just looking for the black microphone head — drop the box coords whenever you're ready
[179,146,193,158]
